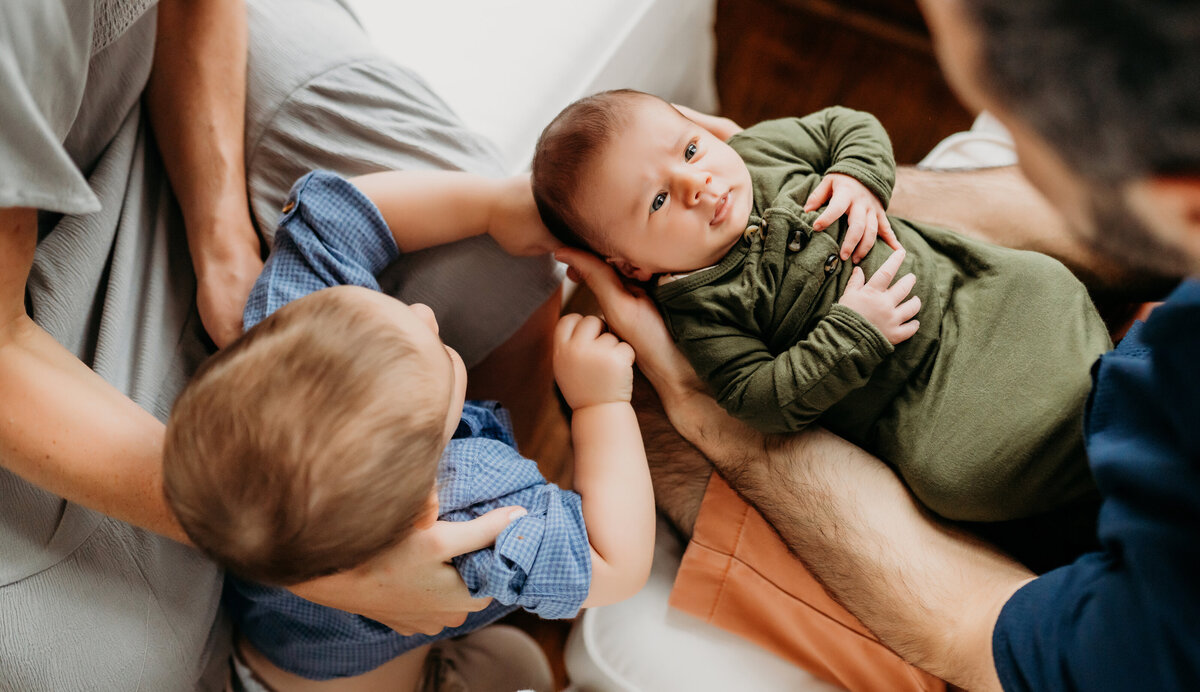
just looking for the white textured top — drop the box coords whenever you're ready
[92,0,157,55]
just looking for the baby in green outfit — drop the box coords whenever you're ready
[532,89,1112,526]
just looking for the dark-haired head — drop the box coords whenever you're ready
[531,89,662,254]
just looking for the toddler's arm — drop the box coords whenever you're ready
[552,315,654,607]
[350,170,559,257]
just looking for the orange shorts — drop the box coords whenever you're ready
[670,473,946,692]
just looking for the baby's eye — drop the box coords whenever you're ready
[651,192,667,213]
[684,142,698,161]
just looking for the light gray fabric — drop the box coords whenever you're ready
[3,2,232,690]
[3,0,559,688]
[244,0,561,368]
[0,0,98,213]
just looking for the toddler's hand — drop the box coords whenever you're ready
[837,248,921,345]
[804,173,900,263]
[553,313,635,409]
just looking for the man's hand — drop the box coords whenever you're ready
[488,174,562,257]
[553,313,635,409]
[672,104,744,141]
[289,506,527,636]
[838,248,920,345]
[194,222,262,348]
[805,173,900,263]
[554,249,699,398]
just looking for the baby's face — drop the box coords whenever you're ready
[575,99,754,281]
[355,288,467,443]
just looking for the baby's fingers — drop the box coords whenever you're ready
[887,272,918,303]
[877,212,900,251]
[616,341,636,365]
[571,314,605,341]
[554,313,584,346]
[840,205,867,260]
[866,248,907,289]
[812,195,850,232]
[890,318,921,344]
[844,265,866,293]
[804,176,834,212]
[852,213,879,264]
[897,294,922,322]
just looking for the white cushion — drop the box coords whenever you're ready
[341,0,720,174]
[563,519,842,691]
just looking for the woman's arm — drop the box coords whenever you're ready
[1,207,191,541]
[146,0,262,348]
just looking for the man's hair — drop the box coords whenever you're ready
[163,287,446,586]
[531,89,662,254]
[962,0,1200,183]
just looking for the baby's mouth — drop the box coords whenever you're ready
[710,192,730,227]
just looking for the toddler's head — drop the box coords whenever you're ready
[532,89,754,281]
[163,286,467,585]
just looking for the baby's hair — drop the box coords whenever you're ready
[163,286,446,586]
[531,89,667,254]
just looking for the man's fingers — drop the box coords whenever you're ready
[897,295,922,321]
[556,249,634,312]
[431,506,527,560]
[812,195,850,232]
[887,272,918,302]
[805,176,834,211]
[866,248,906,289]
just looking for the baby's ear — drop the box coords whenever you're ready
[606,257,654,283]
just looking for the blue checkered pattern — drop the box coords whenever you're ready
[228,171,591,680]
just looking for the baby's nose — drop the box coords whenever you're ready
[683,171,713,205]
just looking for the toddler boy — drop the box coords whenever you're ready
[163,171,652,689]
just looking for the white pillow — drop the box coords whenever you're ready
[564,518,841,691]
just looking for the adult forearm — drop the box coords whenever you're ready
[660,386,1028,691]
[891,166,1151,295]
[146,0,255,269]
[0,316,189,543]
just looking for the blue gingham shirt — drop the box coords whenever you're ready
[225,171,591,680]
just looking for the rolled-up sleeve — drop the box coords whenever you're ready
[243,171,400,328]
[441,433,591,620]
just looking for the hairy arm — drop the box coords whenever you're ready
[559,247,1032,689]
[146,0,262,348]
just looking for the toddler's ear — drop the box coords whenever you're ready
[413,490,440,530]
[606,257,654,283]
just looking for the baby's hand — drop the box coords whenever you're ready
[553,314,635,409]
[804,173,899,263]
[837,248,921,345]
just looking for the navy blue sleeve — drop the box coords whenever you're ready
[243,171,400,328]
[992,281,1200,691]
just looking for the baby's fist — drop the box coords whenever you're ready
[553,314,635,409]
